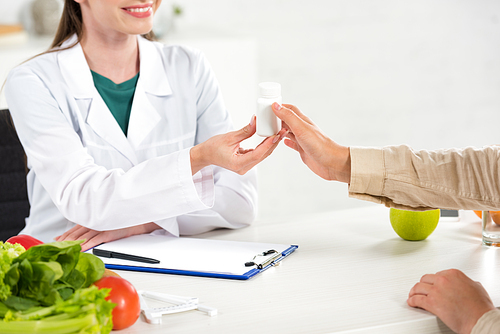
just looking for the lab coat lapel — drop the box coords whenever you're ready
[86,95,139,165]
[127,36,172,149]
[58,35,139,165]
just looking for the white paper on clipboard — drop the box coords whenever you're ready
[89,234,297,277]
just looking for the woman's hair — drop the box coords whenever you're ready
[49,0,156,51]
[50,0,83,49]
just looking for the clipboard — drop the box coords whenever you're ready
[89,234,298,280]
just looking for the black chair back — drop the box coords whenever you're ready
[0,109,29,241]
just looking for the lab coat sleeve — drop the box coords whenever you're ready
[5,64,213,231]
[170,49,258,235]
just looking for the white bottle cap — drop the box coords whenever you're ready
[259,82,281,98]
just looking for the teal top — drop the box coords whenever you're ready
[91,71,139,136]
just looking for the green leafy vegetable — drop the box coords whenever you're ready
[4,240,105,307]
[0,285,114,334]
[0,242,26,300]
[3,295,40,311]
[0,240,112,333]
[75,253,106,289]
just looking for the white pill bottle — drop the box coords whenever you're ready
[256,82,282,137]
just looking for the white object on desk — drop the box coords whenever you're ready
[139,290,217,324]
[91,234,297,279]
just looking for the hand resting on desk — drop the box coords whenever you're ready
[407,269,495,334]
[55,222,160,252]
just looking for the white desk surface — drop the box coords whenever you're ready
[117,205,500,334]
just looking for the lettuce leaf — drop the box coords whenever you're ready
[5,240,105,308]
[74,252,105,288]
[0,241,113,333]
[0,242,25,301]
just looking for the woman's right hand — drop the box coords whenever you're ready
[190,115,287,175]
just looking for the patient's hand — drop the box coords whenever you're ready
[272,103,351,183]
[407,269,495,334]
[55,222,160,251]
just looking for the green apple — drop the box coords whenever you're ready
[390,208,440,241]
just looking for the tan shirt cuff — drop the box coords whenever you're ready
[471,309,500,334]
[348,147,386,202]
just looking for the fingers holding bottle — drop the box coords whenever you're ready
[190,115,287,176]
[272,102,307,135]
[272,102,351,183]
[221,121,287,175]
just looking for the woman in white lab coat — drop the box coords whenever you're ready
[4,0,286,250]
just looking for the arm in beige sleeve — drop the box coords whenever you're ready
[471,309,500,334]
[348,145,500,211]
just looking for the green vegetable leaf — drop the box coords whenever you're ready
[15,261,64,306]
[0,242,26,301]
[55,287,74,301]
[14,240,82,265]
[3,263,20,296]
[63,268,86,289]
[0,302,13,318]
[74,252,105,288]
[0,286,114,334]
[3,295,40,311]
[0,240,113,333]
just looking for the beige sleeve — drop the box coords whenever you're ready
[348,145,500,211]
[471,309,500,334]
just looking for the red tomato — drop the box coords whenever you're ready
[93,276,141,330]
[6,235,43,249]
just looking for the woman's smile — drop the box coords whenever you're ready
[122,3,153,18]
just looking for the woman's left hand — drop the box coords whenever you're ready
[190,115,287,175]
[55,222,160,251]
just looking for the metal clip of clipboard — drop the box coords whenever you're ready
[245,249,283,269]
[138,290,217,324]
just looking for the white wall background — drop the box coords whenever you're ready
[2,0,500,221]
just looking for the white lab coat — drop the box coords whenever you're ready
[5,34,258,243]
